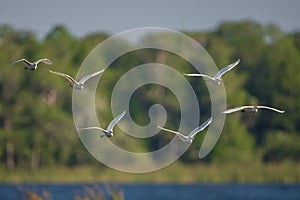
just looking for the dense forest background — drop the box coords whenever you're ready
[0,20,299,173]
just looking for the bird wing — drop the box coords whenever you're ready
[223,106,252,114]
[78,127,107,132]
[257,106,285,113]
[188,117,212,138]
[35,58,53,65]
[157,126,187,139]
[79,69,104,84]
[183,73,215,81]
[11,58,31,66]
[107,110,126,132]
[215,59,240,78]
[49,70,77,86]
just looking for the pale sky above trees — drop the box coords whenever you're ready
[0,0,299,38]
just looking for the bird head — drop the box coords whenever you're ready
[215,78,222,85]
[75,84,84,90]
[186,138,193,144]
[180,137,193,144]
[106,131,113,137]
[252,106,259,113]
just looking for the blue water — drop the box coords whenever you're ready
[0,183,299,200]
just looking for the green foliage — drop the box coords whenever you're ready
[208,115,256,164]
[263,131,300,162]
[0,21,299,174]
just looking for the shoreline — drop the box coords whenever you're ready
[1,162,299,184]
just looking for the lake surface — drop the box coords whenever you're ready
[0,183,299,200]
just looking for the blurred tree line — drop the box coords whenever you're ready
[0,21,299,171]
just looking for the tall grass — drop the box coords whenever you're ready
[2,162,300,183]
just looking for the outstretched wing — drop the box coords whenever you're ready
[184,73,215,81]
[49,70,77,86]
[79,69,104,84]
[35,58,53,65]
[78,127,107,132]
[11,58,31,66]
[257,106,285,113]
[157,126,186,138]
[188,117,212,138]
[215,59,240,78]
[223,106,252,114]
[107,111,126,132]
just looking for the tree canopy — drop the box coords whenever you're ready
[0,21,299,171]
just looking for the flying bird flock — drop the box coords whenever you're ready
[158,59,284,143]
[10,56,284,157]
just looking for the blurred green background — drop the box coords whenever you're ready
[0,21,299,183]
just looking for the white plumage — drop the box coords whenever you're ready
[78,111,126,137]
[12,58,52,70]
[184,59,240,85]
[223,105,285,114]
[158,117,212,143]
[49,69,104,90]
